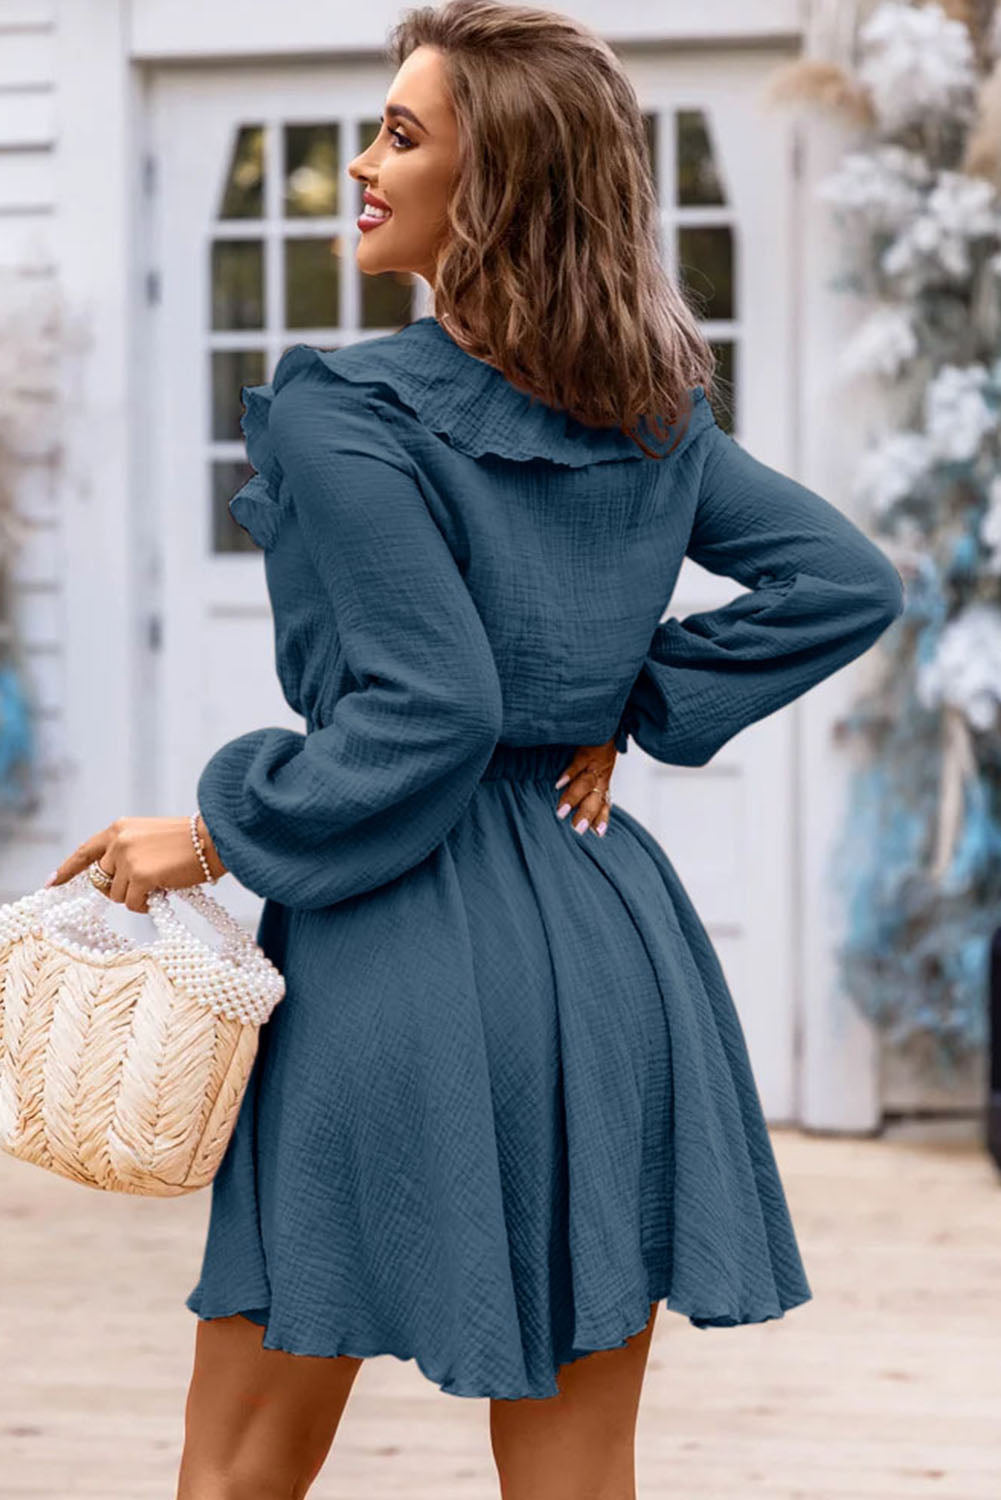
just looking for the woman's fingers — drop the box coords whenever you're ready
[44,816,210,913]
[554,743,616,836]
[593,788,611,837]
[46,825,116,886]
[556,776,607,835]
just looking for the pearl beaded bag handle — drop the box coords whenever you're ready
[0,869,285,1026]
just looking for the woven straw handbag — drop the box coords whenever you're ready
[0,868,285,1197]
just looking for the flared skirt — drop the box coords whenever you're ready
[185,741,812,1399]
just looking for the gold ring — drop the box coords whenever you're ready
[88,860,113,891]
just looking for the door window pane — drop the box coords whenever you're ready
[211,240,265,330]
[284,123,340,217]
[677,225,734,322]
[708,339,736,434]
[218,125,265,219]
[641,112,658,187]
[359,117,381,154]
[285,236,342,328]
[676,110,726,206]
[211,350,267,441]
[212,459,259,553]
[361,270,418,330]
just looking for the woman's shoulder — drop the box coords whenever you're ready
[229,324,715,549]
[268,320,716,470]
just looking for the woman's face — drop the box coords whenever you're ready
[348,46,459,287]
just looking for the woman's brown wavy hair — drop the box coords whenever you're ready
[387,0,718,458]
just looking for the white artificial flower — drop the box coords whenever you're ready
[979,474,1001,573]
[933,172,1001,237]
[923,363,996,462]
[882,170,1001,283]
[858,1,977,132]
[817,145,931,232]
[851,430,935,515]
[837,304,918,380]
[917,601,1001,730]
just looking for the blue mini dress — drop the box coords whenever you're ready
[185,314,904,1399]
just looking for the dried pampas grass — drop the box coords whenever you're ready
[763,59,877,126]
[938,0,978,31]
[962,55,1001,184]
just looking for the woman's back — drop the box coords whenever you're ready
[230,314,903,771]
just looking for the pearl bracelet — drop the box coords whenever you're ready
[190,810,218,884]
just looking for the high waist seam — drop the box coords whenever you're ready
[479,742,580,782]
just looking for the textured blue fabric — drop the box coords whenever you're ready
[186,316,904,1399]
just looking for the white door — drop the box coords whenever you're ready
[149,49,800,1116]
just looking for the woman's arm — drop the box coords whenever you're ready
[196,377,503,909]
[613,423,904,765]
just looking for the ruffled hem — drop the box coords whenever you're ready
[228,380,288,549]
[612,705,636,755]
[229,468,285,550]
[240,380,282,492]
[184,1280,812,1402]
[268,318,715,469]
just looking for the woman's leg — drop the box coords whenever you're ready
[489,1301,659,1500]
[175,1313,363,1500]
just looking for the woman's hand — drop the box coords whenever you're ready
[553,739,617,836]
[43,815,228,914]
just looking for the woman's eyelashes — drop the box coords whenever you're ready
[377,116,415,151]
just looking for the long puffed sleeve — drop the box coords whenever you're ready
[197,375,504,909]
[613,422,904,765]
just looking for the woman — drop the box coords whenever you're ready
[48,3,903,1495]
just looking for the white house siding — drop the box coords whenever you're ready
[0,0,65,901]
[0,0,143,920]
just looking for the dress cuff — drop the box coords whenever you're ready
[612,705,636,755]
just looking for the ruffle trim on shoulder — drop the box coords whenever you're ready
[268,318,715,469]
[229,381,289,550]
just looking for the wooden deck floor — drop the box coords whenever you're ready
[2,1125,999,1499]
